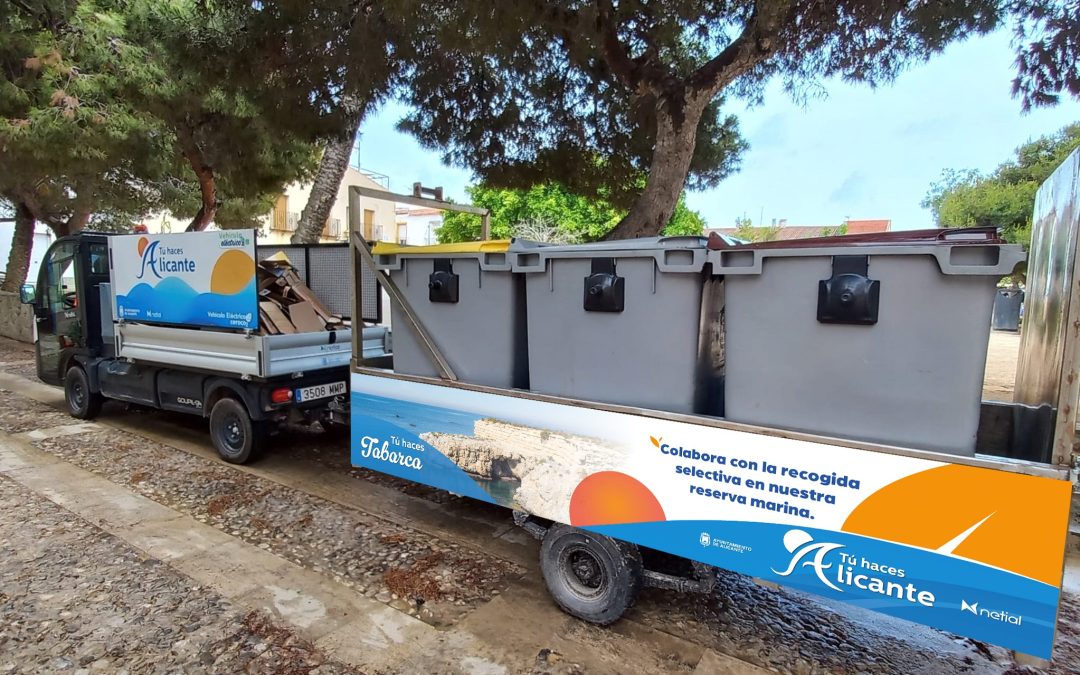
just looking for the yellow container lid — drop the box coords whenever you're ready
[371,240,512,255]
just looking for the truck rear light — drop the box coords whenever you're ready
[271,388,292,404]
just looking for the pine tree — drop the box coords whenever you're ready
[397,1,1075,240]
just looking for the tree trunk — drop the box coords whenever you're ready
[66,207,91,233]
[1,202,35,292]
[48,221,72,238]
[292,97,368,244]
[179,133,219,232]
[605,94,707,240]
[185,165,218,232]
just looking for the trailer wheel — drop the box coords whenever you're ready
[64,366,102,420]
[209,397,264,464]
[539,524,643,625]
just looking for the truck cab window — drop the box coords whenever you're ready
[46,242,78,310]
[88,243,109,276]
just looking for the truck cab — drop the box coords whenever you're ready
[21,231,374,463]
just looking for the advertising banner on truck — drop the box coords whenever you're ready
[109,230,258,330]
[350,372,1072,660]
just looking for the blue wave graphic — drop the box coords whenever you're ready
[590,520,1058,659]
[116,277,257,330]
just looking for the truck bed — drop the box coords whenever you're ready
[115,322,389,378]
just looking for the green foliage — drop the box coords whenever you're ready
[0,1,175,231]
[438,183,704,244]
[923,122,1080,248]
[1012,1,1080,110]
[733,219,782,243]
[665,195,708,236]
[0,0,353,233]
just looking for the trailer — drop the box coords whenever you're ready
[20,229,389,463]
[344,154,1080,663]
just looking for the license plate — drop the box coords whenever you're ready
[295,381,346,403]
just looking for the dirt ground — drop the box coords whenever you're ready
[983,331,1022,402]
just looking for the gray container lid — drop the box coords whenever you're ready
[512,236,709,274]
[707,227,1025,277]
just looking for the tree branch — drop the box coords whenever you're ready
[66,207,91,232]
[10,188,60,232]
[535,0,654,93]
[591,0,643,90]
[688,1,791,97]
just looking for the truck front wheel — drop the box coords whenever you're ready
[209,397,264,464]
[64,366,103,420]
[539,524,643,625]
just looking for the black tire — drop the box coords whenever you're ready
[539,524,643,625]
[64,366,103,420]
[209,397,264,464]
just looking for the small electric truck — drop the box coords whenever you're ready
[20,229,388,463]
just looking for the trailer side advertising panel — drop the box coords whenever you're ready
[109,230,258,330]
[350,373,1071,659]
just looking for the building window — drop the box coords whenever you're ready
[397,224,408,245]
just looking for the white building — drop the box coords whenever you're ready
[393,206,444,246]
[1,221,55,287]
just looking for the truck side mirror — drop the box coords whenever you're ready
[18,284,35,305]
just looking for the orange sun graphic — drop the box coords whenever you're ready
[569,471,666,527]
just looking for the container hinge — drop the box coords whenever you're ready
[817,255,879,325]
[583,258,624,312]
[428,258,459,303]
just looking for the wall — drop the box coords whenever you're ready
[403,214,442,245]
[0,291,34,343]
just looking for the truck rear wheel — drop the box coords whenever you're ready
[64,366,103,420]
[209,397,264,464]
[539,524,643,625]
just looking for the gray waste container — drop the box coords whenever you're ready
[709,229,1024,456]
[991,288,1023,331]
[513,237,709,413]
[373,241,527,389]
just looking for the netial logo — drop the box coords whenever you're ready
[961,599,1023,625]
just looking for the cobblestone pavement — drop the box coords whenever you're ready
[0,473,361,675]
[27,425,524,628]
[0,336,1077,674]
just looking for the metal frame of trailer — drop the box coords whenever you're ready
[341,151,1080,664]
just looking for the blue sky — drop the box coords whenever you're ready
[356,29,1080,231]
